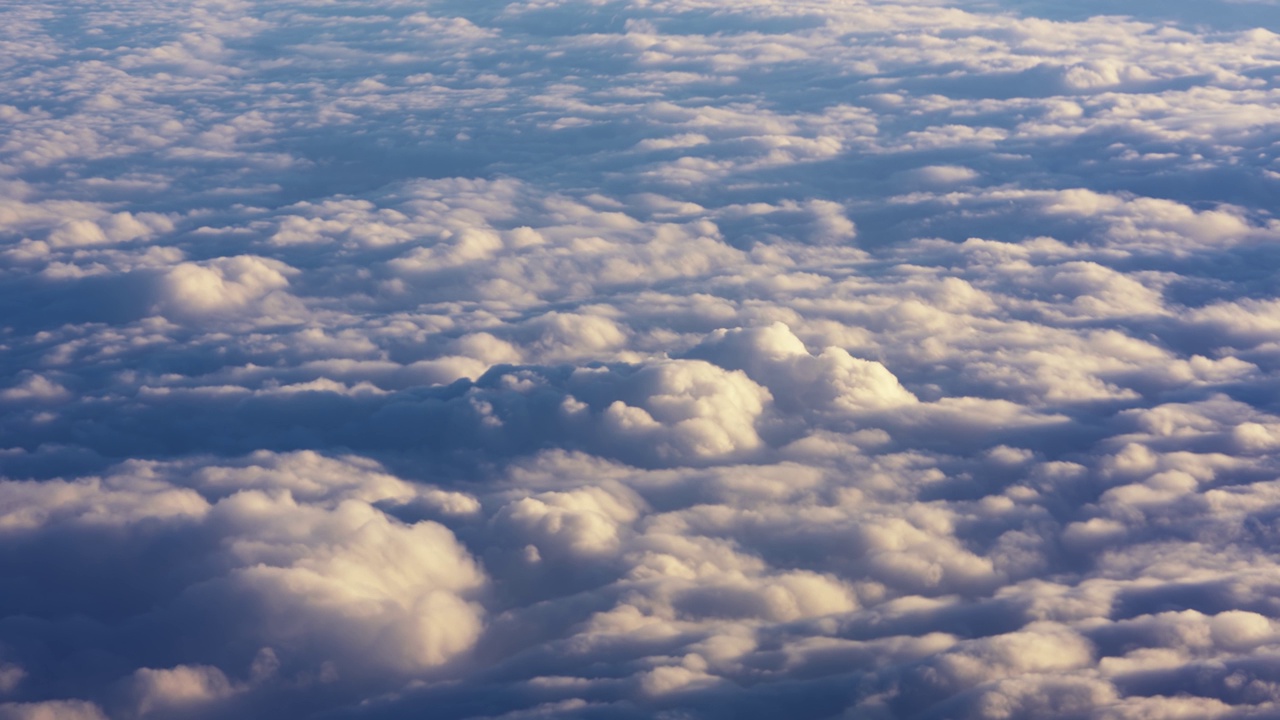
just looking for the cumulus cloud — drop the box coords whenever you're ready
[687,322,917,417]
[154,255,299,320]
[4,0,1280,717]
[0,701,108,720]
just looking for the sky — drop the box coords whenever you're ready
[2,0,1280,718]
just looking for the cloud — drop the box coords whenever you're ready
[0,452,487,716]
[4,0,1280,717]
[131,664,239,717]
[0,701,109,720]
[687,322,917,417]
[154,255,299,320]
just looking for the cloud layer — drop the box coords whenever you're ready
[4,0,1280,718]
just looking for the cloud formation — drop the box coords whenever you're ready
[3,0,1280,718]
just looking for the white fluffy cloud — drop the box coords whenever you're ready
[4,0,1280,718]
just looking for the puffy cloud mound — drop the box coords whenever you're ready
[591,359,772,461]
[4,0,1280,717]
[0,453,485,716]
[688,322,918,416]
[155,255,299,321]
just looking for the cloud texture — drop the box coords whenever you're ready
[4,0,1280,717]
